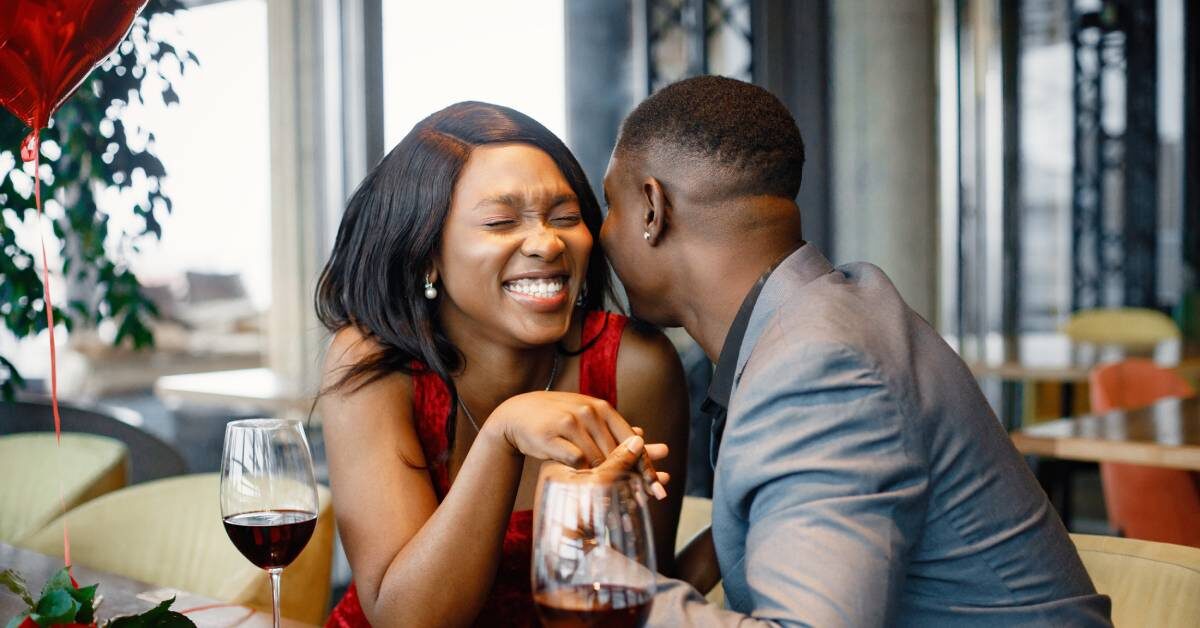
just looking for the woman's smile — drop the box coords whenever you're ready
[502,271,571,312]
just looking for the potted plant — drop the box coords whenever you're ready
[0,0,197,400]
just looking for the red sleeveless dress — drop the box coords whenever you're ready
[326,311,627,627]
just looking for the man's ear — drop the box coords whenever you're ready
[641,177,670,245]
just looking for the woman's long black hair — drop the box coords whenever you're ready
[315,101,613,455]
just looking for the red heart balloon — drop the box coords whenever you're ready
[0,0,148,134]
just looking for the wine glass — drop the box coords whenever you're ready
[533,467,657,628]
[220,418,319,628]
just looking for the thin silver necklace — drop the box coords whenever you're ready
[458,352,560,433]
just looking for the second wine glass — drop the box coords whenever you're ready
[220,418,318,628]
[532,467,657,628]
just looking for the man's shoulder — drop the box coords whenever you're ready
[753,263,906,355]
[739,261,937,403]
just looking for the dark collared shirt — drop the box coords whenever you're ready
[701,246,800,468]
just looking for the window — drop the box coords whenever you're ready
[381,0,566,146]
[115,0,272,310]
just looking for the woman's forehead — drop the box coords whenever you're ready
[456,144,574,208]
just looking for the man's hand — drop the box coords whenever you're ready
[597,428,670,498]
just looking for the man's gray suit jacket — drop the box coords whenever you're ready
[649,245,1111,626]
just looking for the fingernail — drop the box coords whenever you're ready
[625,435,644,455]
[651,482,667,500]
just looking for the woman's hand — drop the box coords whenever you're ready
[479,392,670,495]
[480,391,634,466]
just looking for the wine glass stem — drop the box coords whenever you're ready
[269,567,283,628]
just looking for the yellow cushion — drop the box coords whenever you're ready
[677,496,724,607]
[19,473,334,625]
[1072,533,1200,628]
[0,433,127,544]
[1063,308,1181,347]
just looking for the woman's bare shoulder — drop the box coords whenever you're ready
[320,326,413,415]
[614,322,688,423]
[616,322,685,378]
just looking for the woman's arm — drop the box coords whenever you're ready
[324,328,667,627]
[615,325,691,577]
[321,328,524,627]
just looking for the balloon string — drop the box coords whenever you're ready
[27,129,72,571]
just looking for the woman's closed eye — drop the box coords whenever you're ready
[550,212,582,226]
[482,216,519,229]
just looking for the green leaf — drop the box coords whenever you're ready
[68,584,98,625]
[39,568,72,600]
[0,569,34,607]
[106,597,196,628]
[31,588,79,625]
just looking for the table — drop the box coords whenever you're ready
[154,368,312,419]
[955,332,1103,384]
[952,333,1199,421]
[0,543,312,627]
[1011,396,1200,471]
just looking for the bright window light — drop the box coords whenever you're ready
[381,0,566,147]
[114,0,272,309]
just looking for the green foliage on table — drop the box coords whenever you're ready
[105,599,192,628]
[0,0,198,400]
[1,567,194,628]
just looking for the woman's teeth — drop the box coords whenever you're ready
[505,278,565,298]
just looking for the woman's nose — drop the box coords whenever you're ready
[520,223,566,260]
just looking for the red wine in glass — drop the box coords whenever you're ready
[220,418,319,628]
[533,469,657,628]
[535,584,651,628]
[223,509,317,570]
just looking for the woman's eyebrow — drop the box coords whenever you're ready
[474,191,578,211]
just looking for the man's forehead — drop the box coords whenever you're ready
[604,151,633,184]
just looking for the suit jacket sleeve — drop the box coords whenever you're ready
[647,339,930,627]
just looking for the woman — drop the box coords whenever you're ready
[317,102,690,627]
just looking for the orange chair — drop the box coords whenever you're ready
[1089,359,1200,547]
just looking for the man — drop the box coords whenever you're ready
[599,76,1111,626]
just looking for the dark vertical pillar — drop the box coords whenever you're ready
[1001,0,1022,336]
[1122,0,1158,308]
[1000,0,1022,430]
[564,0,636,204]
[752,0,832,256]
[362,0,384,167]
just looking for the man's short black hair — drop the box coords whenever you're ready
[616,75,805,200]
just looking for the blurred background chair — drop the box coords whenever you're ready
[1063,308,1182,349]
[1088,359,1199,547]
[0,433,127,545]
[0,399,186,483]
[1072,533,1200,628]
[20,473,335,625]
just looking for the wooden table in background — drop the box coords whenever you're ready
[1011,396,1200,471]
[953,333,1199,420]
[1010,396,1200,526]
[0,543,312,627]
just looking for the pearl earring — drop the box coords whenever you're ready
[424,274,438,300]
[643,231,651,241]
